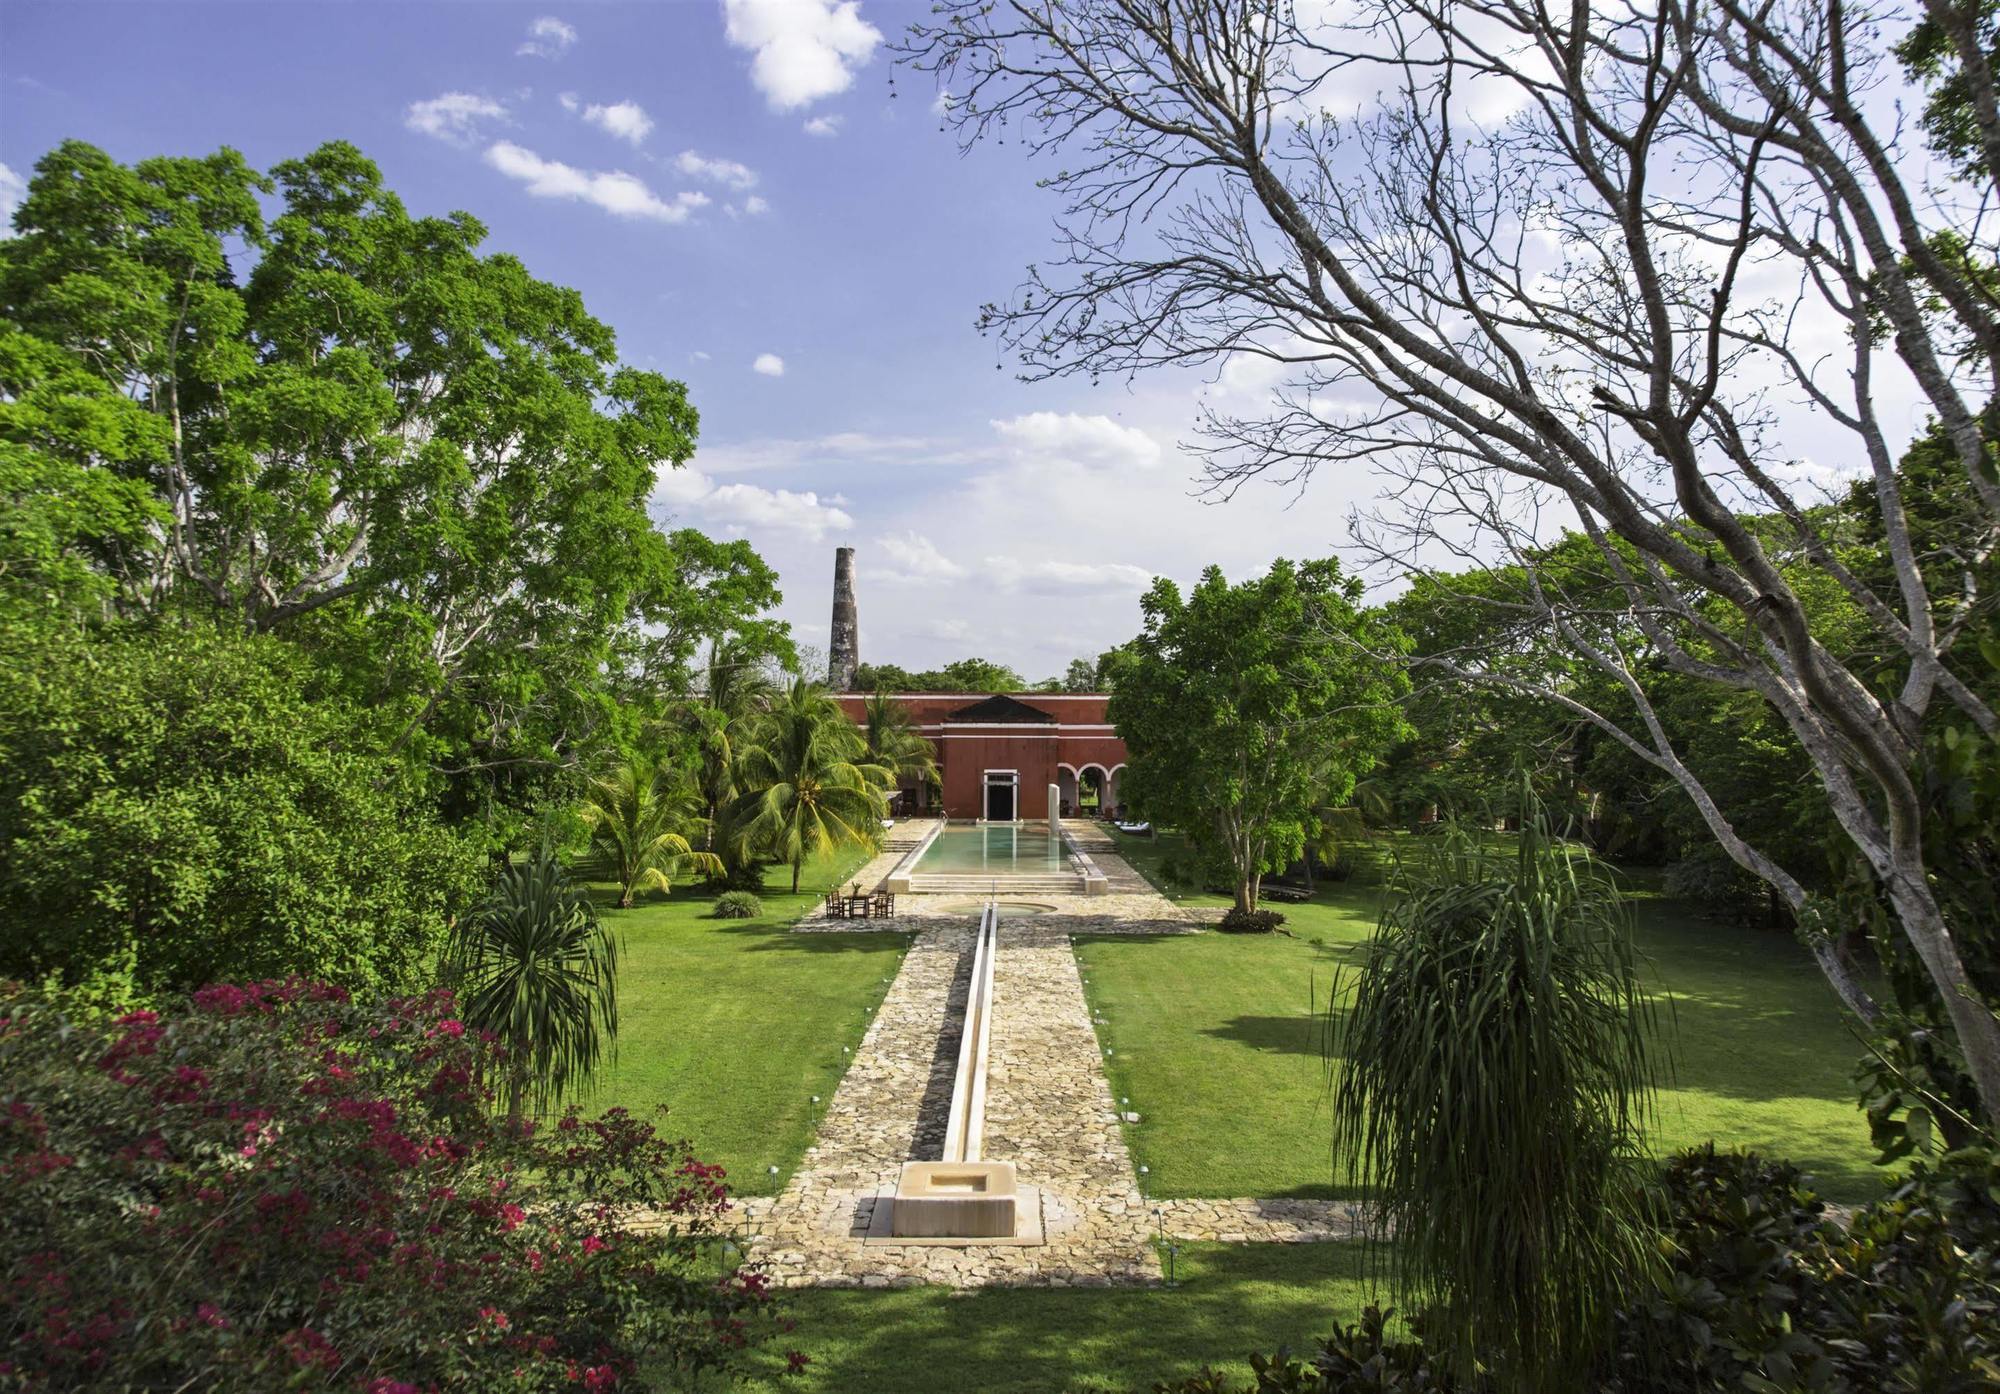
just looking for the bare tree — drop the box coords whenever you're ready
[904,0,2000,1121]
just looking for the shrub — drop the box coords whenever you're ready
[712,891,763,919]
[1661,845,1771,925]
[0,981,798,1390]
[1149,1307,1456,1392]
[1218,907,1286,934]
[0,619,482,997]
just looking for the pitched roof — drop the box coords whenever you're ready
[943,694,1058,724]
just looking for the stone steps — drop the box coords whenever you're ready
[905,874,1087,895]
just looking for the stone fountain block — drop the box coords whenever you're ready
[889,1160,1018,1238]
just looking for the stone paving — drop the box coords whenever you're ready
[741,824,1317,1289]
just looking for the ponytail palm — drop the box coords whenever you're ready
[584,753,723,908]
[446,847,619,1122]
[735,678,891,892]
[1331,781,1662,1392]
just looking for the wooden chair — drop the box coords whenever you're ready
[825,891,848,920]
[871,891,895,920]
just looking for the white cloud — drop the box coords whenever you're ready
[582,99,654,145]
[872,532,968,583]
[654,465,853,540]
[742,195,771,216]
[484,142,709,223]
[405,92,509,144]
[752,352,786,377]
[518,15,577,59]
[722,0,881,110]
[990,411,1163,469]
[676,150,759,190]
[803,114,843,137]
[558,92,579,112]
[986,556,1159,594]
[691,350,712,361]
[0,163,24,236]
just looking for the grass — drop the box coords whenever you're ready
[737,1242,1386,1393]
[580,844,907,1196]
[1081,830,1885,1204]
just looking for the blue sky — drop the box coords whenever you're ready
[1,1,1383,678]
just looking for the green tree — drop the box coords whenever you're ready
[1107,558,1411,911]
[582,753,722,909]
[734,678,891,891]
[1333,790,1661,1392]
[443,846,620,1121]
[0,140,776,844]
[0,613,480,996]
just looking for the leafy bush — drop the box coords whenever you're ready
[1661,845,1772,925]
[1161,1146,2000,1393]
[0,619,482,997]
[712,891,763,919]
[0,981,797,1390]
[1148,1307,1455,1391]
[1218,907,1286,934]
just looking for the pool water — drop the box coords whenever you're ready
[939,900,1058,918]
[912,824,1073,874]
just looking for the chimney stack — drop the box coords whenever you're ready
[828,546,859,690]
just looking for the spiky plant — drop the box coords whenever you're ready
[1331,781,1664,1392]
[583,752,723,908]
[734,677,891,892]
[446,847,620,1122]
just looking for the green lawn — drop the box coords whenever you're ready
[738,1242,1385,1393]
[581,846,908,1196]
[1080,831,1884,1203]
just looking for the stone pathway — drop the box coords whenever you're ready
[1155,1198,1375,1244]
[743,916,1161,1287]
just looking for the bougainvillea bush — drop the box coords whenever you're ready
[0,980,801,1391]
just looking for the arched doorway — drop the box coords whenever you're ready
[1057,765,1080,818]
[1106,764,1125,820]
[1078,764,1108,816]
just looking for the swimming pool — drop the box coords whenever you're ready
[912,824,1073,874]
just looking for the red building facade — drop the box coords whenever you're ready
[833,692,1129,822]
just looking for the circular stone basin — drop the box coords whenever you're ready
[937,899,1057,918]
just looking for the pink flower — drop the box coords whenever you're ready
[499,1203,526,1232]
[582,1234,607,1255]
[194,1302,228,1329]
[478,1306,511,1330]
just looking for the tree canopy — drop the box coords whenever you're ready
[1107,558,1410,911]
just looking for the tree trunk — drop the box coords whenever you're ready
[791,857,801,894]
[1884,869,2000,1130]
[1235,876,1255,913]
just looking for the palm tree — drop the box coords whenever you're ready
[445,847,620,1123]
[1331,777,1661,1392]
[687,638,778,852]
[584,752,723,908]
[734,677,892,892]
[860,690,939,813]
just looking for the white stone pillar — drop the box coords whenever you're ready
[1048,782,1060,837]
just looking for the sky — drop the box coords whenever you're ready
[0,0,1384,680]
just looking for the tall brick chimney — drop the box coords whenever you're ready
[827,546,859,690]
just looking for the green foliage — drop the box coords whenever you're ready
[0,139,787,842]
[0,614,480,996]
[582,751,722,909]
[733,677,890,892]
[861,690,940,802]
[1218,908,1286,935]
[0,982,794,1389]
[1108,557,1410,911]
[1147,1306,1454,1392]
[444,846,620,1120]
[1332,794,1661,1392]
[851,657,1027,692]
[711,890,763,918]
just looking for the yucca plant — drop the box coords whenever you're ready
[1331,779,1664,1392]
[446,847,620,1122]
[584,752,724,908]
